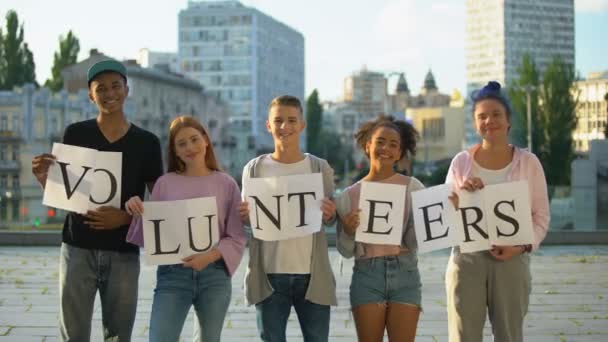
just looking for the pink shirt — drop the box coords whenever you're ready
[445,145,550,252]
[126,171,247,276]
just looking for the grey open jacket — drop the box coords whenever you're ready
[243,154,337,306]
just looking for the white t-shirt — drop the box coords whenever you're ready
[243,155,314,274]
[472,159,512,185]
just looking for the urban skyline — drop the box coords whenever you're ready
[1,0,607,101]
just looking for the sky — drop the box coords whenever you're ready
[1,0,607,101]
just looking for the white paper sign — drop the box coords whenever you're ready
[412,184,460,253]
[43,143,98,214]
[88,151,122,210]
[456,189,492,253]
[142,197,219,265]
[244,173,324,241]
[356,181,406,245]
[485,181,535,246]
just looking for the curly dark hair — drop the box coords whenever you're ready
[354,115,419,161]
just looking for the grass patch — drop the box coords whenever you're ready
[569,318,583,327]
[1,326,14,336]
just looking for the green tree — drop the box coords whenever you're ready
[509,54,543,155]
[45,30,80,92]
[538,56,578,186]
[0,10,36,89]
[317,129,354,182]
[306,89,323,155]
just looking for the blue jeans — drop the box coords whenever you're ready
[256,274,330,342]
[350,253,422,308]
[149,260,231,342]
[59,243,140,342]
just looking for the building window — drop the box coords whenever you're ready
[0,175,7,188]
[12,145,18,161]
[0,115,7,131]
[12,174,19,188]
[0,145,6,160]
[12,199,19,220]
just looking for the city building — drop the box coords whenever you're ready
[464,0,575,146]
[178,0,305,150]
[387,70,451,113]
[137,48,179,73]
[344,66,388,116]
[406,90,467,164]
[62,49,231,166]
[573,71,608,153]
[0,84,97,227]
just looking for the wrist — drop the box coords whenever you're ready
[518,244,531,254]
[122,210,133,225]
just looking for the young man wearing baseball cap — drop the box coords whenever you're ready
[31,59,164,341]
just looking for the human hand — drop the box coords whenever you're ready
[460,177,485,192]
[125,196,144,216]
[239,201,250,224]
[31,153,56,186]
[321,198,337,224]
[489,245,525,261]
[449,192,459,209]
[182,253,213,271]
[340,209,362,236]
[84,206,131,230]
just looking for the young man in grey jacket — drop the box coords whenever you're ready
[239,95,337,342]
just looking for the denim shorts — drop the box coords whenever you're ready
[350,253,422,308]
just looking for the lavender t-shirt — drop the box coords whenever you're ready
[126,171,247,276]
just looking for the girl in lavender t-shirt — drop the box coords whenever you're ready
[125,116,246,342]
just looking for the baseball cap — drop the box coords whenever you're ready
[87,59,127,85]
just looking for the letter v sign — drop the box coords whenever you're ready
[57,162,93,200]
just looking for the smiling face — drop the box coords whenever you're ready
[266,104,306,147]
[88,72,128,115]
[474,98,511,143]
[174,126,208,170]
[366,126,402,167]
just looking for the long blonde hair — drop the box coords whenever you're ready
[167,116,222,173]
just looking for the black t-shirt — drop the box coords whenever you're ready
[61,119,163,253]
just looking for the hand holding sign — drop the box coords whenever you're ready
[84,206,130,230]
[32,153,56,186]
[412,180,535,254]
[320,198,337,223]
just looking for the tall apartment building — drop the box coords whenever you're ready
[344,66,388,116]
[178,0,305,150]
[573,71,608,153]
[465,0,575,146]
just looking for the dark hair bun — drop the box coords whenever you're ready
[485,81,501,91]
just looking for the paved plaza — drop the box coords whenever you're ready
[0,245,607,341]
